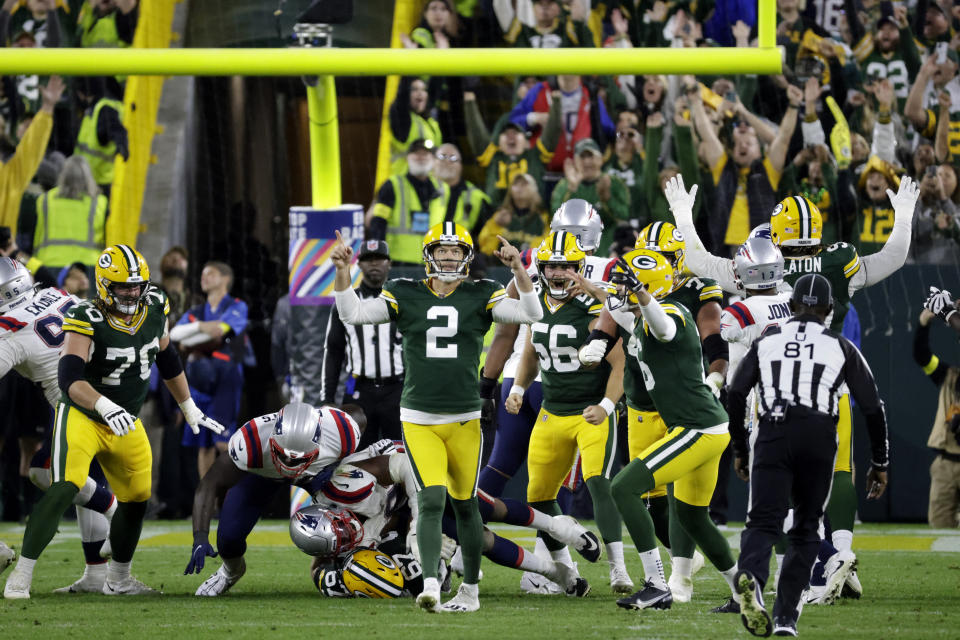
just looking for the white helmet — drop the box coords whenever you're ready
[0,258,35,313]
[269,401,323,480]
[733,237,784,292]
[290,505,364,559]
[551,199,604,252]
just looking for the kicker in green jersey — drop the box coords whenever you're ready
[782,241,861,331]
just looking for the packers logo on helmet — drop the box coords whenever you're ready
[535,231,586,300]
[770,196,822,253]
[422,221,474,283]
[341,549,405,598]
[611,248,675,305]
[95,245,151,316]
[635,221,686,274]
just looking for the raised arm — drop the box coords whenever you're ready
[767,85,803,174]
[856,176,920,289]
[331,231,391,324]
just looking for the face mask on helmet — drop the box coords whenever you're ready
[105,282,147,315]
[424,242,472,282]
[733,237,785,292]
[538,261,580,299]
[269,402,322,480]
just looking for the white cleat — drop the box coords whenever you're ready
[842,568,862,599]
[441,582,479,612]
[610,563,634,594]
[817,550,856,605]
[0,542,15,576]
[195,561,245,597]
[54,566,106,593]
[417,578,441,612]
[520,570,564,594]
[3,568,31,599]
[667,572,693,603]
[102,574,158,596]
[548,516,602,562]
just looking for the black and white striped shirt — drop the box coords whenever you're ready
[321,283,403,403]
[727,314,889,467]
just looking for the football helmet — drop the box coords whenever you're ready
[535,231,586,300]
[290,505,364,559]
[635,221,686,274]
[749,223,772,240]
[422,221,474,282]
[0,257,36,313]
[733,237,784,292]
[551,199,604,252]
[268,401,322,480]
[95,245,151,315]
[610,249,675,305]
[342,549,405,598]
[770,196,822,254]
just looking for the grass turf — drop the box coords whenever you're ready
[1,521,958,639]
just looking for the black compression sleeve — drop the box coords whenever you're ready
[155,341,184,380]
[58,354,86,395]
[586,328,618,357]
[702,332,729,364]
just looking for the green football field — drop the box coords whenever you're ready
[0,520,958,639]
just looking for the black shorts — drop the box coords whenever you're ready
[0,372,53,442]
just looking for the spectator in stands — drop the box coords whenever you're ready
[170,261,248,479]
[641,104,701,224]
[31,154,106,275]
[77,0,137,48]
[915,0,952,49]
[605,121,644,223]
[849,2,921,110]
[73,76,128,195]
[58,261,90,298]
[904,53,958,156]
[368,138,450,265]
[509,74,616,172]
[464,89,560,203]
[434,142,491,237]
[498,0,593,48]
[14,149,62,253]
[388,76,442,176]
[477,172,549,255]
[550,137,629,253]
[856,155,901,255]
[910,164,960,264]
[158,245,191,325]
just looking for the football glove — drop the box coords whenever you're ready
[440,535,457,562]
[887,175,920,224]
[179,398,226,435]
[706,371,725,400]
[578,339,607,366]
[609,258,646,295]
[663,175,698,227]
[924,286,957,324]
[185,536,218,575]
[95,396,136,436]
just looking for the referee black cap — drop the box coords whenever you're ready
[791,273,832,308]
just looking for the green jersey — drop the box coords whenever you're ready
[381,278,505,416]
[782,242,860,331]
[60,289,170,422]
[532,291,608,416]
[633,301,728,430]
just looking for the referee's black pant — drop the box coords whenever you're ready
[351,377,404,449]
[737,407,838,623]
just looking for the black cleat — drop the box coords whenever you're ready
[710,597,740,613]
[576,531,602,563]
[772,617,798,636]
[735,570,772,637]
[565,577,591,598]
[616,580,672,610]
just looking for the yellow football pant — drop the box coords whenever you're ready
[638,426,729,507]
[627,407,669,499]
[835,393,852,473]
[527,409,617,503]
[402,419,482,501]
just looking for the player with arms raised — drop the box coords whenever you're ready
[332,222,542,612]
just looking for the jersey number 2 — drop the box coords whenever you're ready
[426,307,458,358]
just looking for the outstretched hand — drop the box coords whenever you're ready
[663,175,698,225]
[331,230,354,269]
[494,235,523,270]
[887,175,919,219]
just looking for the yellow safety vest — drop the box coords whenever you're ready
[79,9,129,49]
[384,175,450,263]
[33,187,108,268]
[451,181,490,232]
[75,98,124,186]
[389,114,442,176]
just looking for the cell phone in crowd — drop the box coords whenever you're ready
[937,42,948,64]
[926,165,939,179]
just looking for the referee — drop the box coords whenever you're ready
[321,240,403,448]
[726,274,889,638]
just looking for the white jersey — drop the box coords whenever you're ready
[720,292,793,382]
[503,254,614,379]
[227,406,361,480]
[313,439,406,520]
[0,287,80,406]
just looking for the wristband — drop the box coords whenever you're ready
[509,384,526,397]
[479,375,497,400]
[599,398,616,415]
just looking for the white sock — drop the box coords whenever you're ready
[14,556,36,579]
[528,509,553,531]
[606,541,625,569]
[107,560,131,583]
[721,566,738,595]
[75,477,97,504]
[673,556,693,579]
[832,530,853,552]
[518,548,552,574]
[639,548,666,589]
[534,536,551,558]
[221,555,245,576]
[459,582,479,597]
[549,546,573,567]
[422,577,440,594]
[84,563,107,578]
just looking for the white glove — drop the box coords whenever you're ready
[887,175,920,223]
[440,535,457,562]
[95,396,137,436]
[663,175,698,227]
[925,286,957,323]
[578,338,607,366]
[179,397,226,435]
[706,371,725,399]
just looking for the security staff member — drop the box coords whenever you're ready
[320,240,403,448]
[726,274,889,638]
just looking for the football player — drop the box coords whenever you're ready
[4,245,225,599]
[332,222,542,613]
[665,174,919,597]
[185,401,362,596]
[579,221,726,603]
[506,231,631,595]
[605,249,740,611]
[0,258,120,593]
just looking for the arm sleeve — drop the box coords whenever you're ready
[674,218,740,292]
[389,77,413,142]
[727,342,761,455]
[320,305,348,404]
[491,289,543,323]
[508,86,539,129]
[839,336,889,466]
[870,120,896,165]
[0,338,22,378]
[913,322,949,386]
[220,299,249,336]
[858,221,911,289]
[335,287,391,325]
[96,105,127,150]
[638,298,677,342]
[463,97,490,156]
[2,111,52,210]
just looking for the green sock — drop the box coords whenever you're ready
[416,486,447,580]
[110,501,148,563]
[611,459,658,552]
[451,497,484,584]
[21,481,78,560]
[826,471,857,532]
[668,492,697,559]
[645,495,671,549]
[585,476,622,544]
[674,500,735,572]
[774,534,788,554]
[531,500,565,551]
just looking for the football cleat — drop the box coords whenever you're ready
[0,542,15,576]
[3,568,31,599]
[666,572,693,603]
[841,568,862,599]
[54,565,106,593]
[417,578,441,613]
[772,617,798,636]
[616,580,672,610]
[520,570,564,594]
[736,570,772,637]
[548,515,602,563]
[440,582,479,613]
[195,561,245,597]
[710,597,741,613]
[553,562,590,597]
[609,563,634,594]
[817,550,856,605]
[103,575,159,596]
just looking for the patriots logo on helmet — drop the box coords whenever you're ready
[295,511,321,530]
[338,469,367,480]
